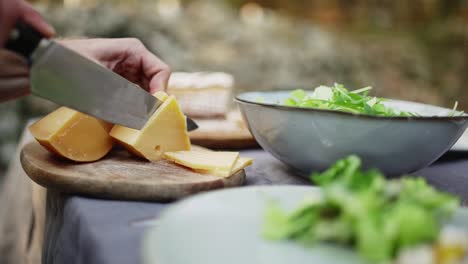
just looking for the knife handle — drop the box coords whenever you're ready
[5,21,44,60]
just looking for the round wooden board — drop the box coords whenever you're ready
[20,142,246,202]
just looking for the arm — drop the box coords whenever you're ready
[0,38,171,103]
[1,1,171,102]
[60,38,171,94]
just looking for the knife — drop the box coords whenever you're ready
[5,22,198,131]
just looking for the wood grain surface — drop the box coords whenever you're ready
[20,142,245,202]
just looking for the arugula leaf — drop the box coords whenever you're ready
[448,101,465,117]
[263,156,460,262]
[355,213,395,262]
[282,84,420,117]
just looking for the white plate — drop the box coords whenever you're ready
[143,186,468,264]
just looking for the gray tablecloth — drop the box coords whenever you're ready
[43,150,468,264]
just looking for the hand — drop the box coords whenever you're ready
[0,0,55,46]
[61,38,171,94]
[0,38,171,102]
[0,49,29,102]
[0,0,54,102]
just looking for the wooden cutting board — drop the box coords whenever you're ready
[20,142,245,202]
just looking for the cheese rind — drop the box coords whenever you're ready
[110,93,191,161]
[163,151,239,174]
[29,107,114,162]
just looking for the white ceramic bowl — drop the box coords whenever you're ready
[236,91,468,176]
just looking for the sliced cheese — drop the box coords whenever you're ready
[195,157,253,177]
[29,107,114,162]
[231,157,253,174]
[153,91,169,101]
[163,151,239,175]
[109,92,191,161]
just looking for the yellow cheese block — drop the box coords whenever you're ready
[29,107,114,162]
[109,93,191,161]
[195,157,253,177]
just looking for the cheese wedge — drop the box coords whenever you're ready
[195,157,253,177]
[110,92,191,161]
[163,151,239,176]
[29,107,114,162]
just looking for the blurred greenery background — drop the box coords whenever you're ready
[0,0,467,178]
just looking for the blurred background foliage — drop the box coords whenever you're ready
[0,0,467,177]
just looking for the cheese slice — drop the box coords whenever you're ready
[163,151,239,175]
[195,157,253,177]
[29,107,114,162]
[230,157,253,174]
[109,92,191,161]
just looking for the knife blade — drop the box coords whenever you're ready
[5,22,198,131]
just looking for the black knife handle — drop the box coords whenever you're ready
[5,21,44,59]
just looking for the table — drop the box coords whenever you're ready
[1,125,468,264]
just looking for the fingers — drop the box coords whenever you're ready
[140,76,150,92]
[19,0,55,38]
[91,38,171,93]
[130,39,171,93]
[0,50,29,77]
[0,0,54,47]
[61,38,171,93]
[0,0,19,46]
[144,55,171,94]
[0,49,30,101]
[0,76,29,102]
